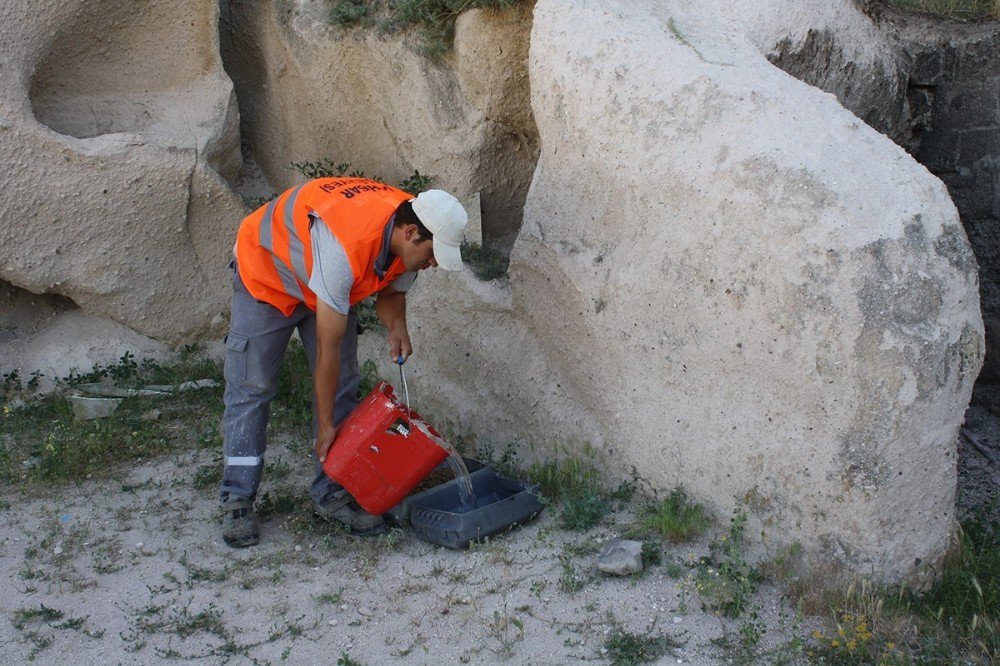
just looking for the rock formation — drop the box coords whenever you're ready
[0,0,246,343]
[406,0,983,583]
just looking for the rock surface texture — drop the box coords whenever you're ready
[890,17,1000,380]
[406,0,984,583]
[219,0,539,251]
[0,0,246,343]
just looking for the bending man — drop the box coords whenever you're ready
[219,176,467,547]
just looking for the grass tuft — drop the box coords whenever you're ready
[641,487,710,542]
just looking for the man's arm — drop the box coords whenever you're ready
[376,286,412,363]
[314,299,348,463]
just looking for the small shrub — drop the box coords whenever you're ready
[557,554,585,593]
[642,487,710,542]
[604,627,680,665]
[559,491,608,530]
[695,508,758,618]
[398,169,434,193]
[460,242,508,281]
[640,541,662,568]
[290,159,351,180]
[330,0,370,25]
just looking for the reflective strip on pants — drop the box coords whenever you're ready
[226,456,262,467]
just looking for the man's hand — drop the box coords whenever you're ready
[388,324,413,364]
[315,422,337,463]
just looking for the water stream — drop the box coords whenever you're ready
[414,420,478,512]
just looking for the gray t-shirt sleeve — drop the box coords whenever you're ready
[388,270,417,293]
[308,218,354,314]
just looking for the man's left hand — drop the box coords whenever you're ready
[388,325,413,364]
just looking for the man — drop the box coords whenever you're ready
[219,176,468,547]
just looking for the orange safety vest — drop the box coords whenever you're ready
[235,178,413,316]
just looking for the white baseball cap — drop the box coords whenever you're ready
[410,190,468,271]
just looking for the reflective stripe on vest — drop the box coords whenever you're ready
[258,192,305,301]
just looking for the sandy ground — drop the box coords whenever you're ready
[0,434,810,665]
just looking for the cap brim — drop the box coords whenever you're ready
[433,238,463,271]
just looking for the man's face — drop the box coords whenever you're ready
[400,227,437,272]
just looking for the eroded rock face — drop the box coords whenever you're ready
[406,0,983,582]
[219,0,538,250]
[0,0,246,343]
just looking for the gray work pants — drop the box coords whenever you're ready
[219,266,359,507]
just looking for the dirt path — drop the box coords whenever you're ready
[0,436,807,665]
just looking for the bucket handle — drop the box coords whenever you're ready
[397,357,411,424]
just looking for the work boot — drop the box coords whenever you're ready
[314,489,385,537]
[221,496,259,548]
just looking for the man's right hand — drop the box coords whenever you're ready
[316,423,337,463]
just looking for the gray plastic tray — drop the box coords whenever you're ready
[408,468,545,549]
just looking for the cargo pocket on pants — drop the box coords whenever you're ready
[224,332,249,385]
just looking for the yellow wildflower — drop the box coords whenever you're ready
[812,630,823,639]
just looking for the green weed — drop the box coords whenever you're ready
[695,508,758,618]
[604,626,680,665]
[337,652,364,666]
[12,604,64,628]
[557,554,585,593]
[641,487,710,542]
[460,242,509,281]
[288,160,433,195]
[328,0,523,57]
[640,541,662,568]
[559,491,608,530]
[315,589,344,605]
[527,456,631,531]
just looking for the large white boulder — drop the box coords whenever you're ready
[406,0,983,582]
[0,0,246,343]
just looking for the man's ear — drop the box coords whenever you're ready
[404,224,419,242]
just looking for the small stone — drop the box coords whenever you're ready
[53,546,63,555]
[595,539,644,576]
[358,606,374,617]
[673,616,683,624]
[328,620,338,627]
[295,545,302,552]
[141,409,162,422]
[135,542,144,549]
[459,595,472,605]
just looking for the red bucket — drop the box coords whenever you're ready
[323,381,449,515]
